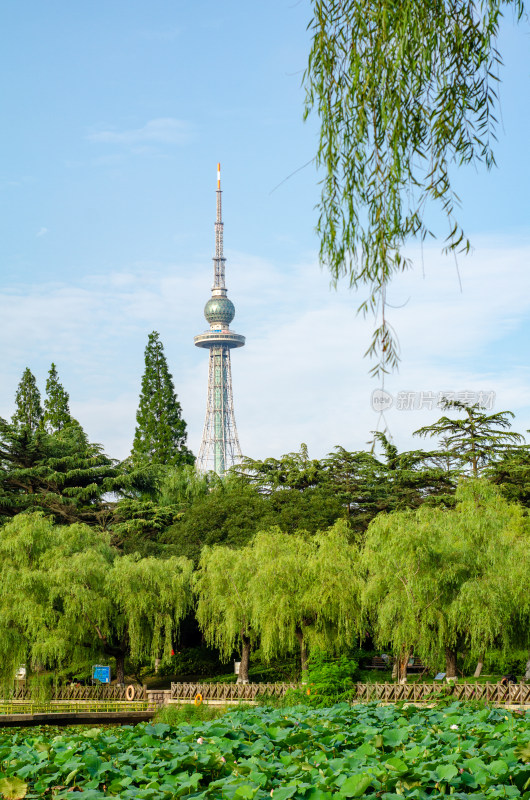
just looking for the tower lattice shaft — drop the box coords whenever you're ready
[194,164,245,475]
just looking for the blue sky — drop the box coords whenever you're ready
[1,1,529,461]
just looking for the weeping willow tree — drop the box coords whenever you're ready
[361,480,529,678]
[194,544,257,682]
[305,0,525,373]
[0,513,193,683]
[249,522,361,675]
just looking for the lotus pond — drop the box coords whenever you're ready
[0,702,529,799]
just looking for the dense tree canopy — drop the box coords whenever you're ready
[0,418,143,525]
[237,441,456,538]
[249,523,361,674]
[194,544,257,682]
[164,474,346,564]
[0,513,193,683]
[1,352,529,684]
[361,480,530,677]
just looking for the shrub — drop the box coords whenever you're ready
[284,652,358,707]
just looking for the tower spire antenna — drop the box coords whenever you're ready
[214,162,225,289]
[194,164,245,475]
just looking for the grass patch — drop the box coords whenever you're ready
[153,702,230,725]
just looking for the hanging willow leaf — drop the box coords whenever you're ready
[304,0,524,373]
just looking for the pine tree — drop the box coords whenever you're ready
[131,331,194,467]
[414,400,524,477]
[43,363,71,433]
[0,417,140,525]
[11,367,43,432]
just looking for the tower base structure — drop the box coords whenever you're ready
[196,345,242,474]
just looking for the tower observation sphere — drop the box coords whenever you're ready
[204,296,235,326]
[194,164,245,475]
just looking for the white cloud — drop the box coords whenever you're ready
[88,118,192,147]
[36,227,48,237]
[1,237,529,462]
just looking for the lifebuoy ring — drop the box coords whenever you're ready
[125,684,135,701]
[194,693,203,706]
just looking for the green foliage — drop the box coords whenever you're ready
[11,367,43,432]
[157,646,229,678]
[163,480,268,563]
[0,418,142,524]
[462,648,529,677]
[236,443,324,492]
[110,498,183,555]
[154,701,228,725]
[414,400,525,477]
[156,463,211,506]
[236,441,456,538]
[195,543,256,662]
[131,331,194,468]
[487,444,530,507]
[361,479,530,668]
[264,486,345,534]
[305,0,524,374]
[109,465,212,556]
[248,522,362,670]
[0,704,529,798]
[0,513,194,682]
[286,652,359,707]
[43,363,71,433]
[194,522,362,675]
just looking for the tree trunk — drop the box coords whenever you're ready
[237,634,250,684]
[525,654,530,682]
[115,652,126,685]
[473,652,485,678]
[295,628,308,681]
[398,647,412,683]
[445,647,457,679]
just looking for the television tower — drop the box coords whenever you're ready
[194,164,245,475]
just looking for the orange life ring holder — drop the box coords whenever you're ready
[125,684,135,701]
[194,693,203,706]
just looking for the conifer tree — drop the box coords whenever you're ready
[43,363,71,433]
[0,418,144,525]
[11,367,43,432]
[131,331,194,467]
[414,400,524,477]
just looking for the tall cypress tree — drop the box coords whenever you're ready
[11,367,43,432]
[131,331,194,467]
[43,363,71,433]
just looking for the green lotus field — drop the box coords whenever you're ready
[0,702,529,799]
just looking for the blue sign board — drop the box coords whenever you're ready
[92,665,111,684]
